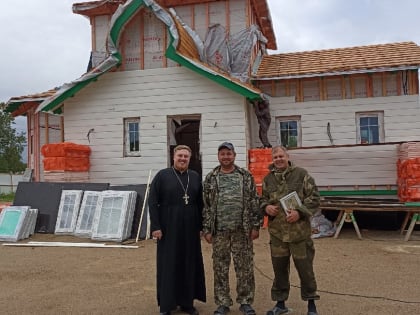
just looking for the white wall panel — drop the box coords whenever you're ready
[63,67,247,184]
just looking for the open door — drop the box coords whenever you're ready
[168,115,201,176]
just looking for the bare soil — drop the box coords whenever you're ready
[0,228,419,315]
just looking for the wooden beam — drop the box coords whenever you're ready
[397,71,402,96]
[341,76,346,99]
[11,102,38,117]
[45,113,49,145]
[350,76,355,98]
[382,72,387,97]
[367,74,373,97]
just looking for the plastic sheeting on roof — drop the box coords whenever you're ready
[36,0,262,114]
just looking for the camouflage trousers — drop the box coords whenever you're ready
[212,230,255,306]
[270,235,320,301]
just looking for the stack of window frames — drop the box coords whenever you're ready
[91,190,137,242]
[0,206,38,242]
[53,190,137,242]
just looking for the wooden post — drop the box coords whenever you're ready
[136,170,152,243]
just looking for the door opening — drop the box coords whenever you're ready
[168,115,201,176]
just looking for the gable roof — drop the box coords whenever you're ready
[6,0,263,115]
[73,0,277,50]
[5,89,58,116]
[255,41,420,80]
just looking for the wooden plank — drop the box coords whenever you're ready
[3,242,139,248]
[404,213,420,241]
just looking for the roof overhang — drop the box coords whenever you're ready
[254,65,420,81]
[31,0,262,114]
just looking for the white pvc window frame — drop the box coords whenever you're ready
[55,190,83,234]
[124,117,141,157]
[0,206,30,242]
[91,190,137,242]
[74,191,101,238]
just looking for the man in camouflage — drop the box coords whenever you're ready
[260,145,320,315]
[203,142,262,315]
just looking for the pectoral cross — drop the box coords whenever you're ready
[183,193,189,205]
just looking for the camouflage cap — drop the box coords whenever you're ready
[218,142,235,151]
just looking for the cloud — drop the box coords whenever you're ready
[267,0,420,53]
[0,0,91,103]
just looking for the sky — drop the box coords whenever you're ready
[2,0,420,134]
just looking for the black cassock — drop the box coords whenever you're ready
[149,167,206,312]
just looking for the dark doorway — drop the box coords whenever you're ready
[168,116,202,176]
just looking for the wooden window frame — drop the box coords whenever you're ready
[356,111,384,144]
[124,117,141,157]
[276,115,302,148]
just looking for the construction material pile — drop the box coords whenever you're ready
[397,142,420,201]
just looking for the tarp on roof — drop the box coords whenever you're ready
[36,0,262,114]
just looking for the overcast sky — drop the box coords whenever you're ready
[2,0,420,133]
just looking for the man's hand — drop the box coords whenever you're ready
[152,229,163,240]
[204,233,212,244]
[250,229,259,240]
[265,204,280,217]
[286,209,300,223]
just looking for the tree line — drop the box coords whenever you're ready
[0,102,26,173]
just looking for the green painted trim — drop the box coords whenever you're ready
[320,190,397,196]
[30,0,261,114]
[36,1,148,113]
[109,0,143,53]
[5,102,24,113]
[404,202,420,207]
[166,36,262,101]
[41,78,96,113]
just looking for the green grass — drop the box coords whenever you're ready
[0,192,15,202]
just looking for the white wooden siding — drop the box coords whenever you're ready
[288,144,399,189]
[248,94,420,190]
[63,67,248,185]
[249,95,420,148]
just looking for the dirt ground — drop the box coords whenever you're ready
[1,227,420,315]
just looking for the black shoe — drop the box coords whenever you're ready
[214,305,230,315]
[180,306,199,315]
[160,312,171,315]
[239,304,256,315]
[266,305,288,315]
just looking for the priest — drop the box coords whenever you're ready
[149,144,206,315]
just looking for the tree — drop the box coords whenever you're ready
[0,103,27,173]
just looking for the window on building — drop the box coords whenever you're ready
[124,117,141,156]
[277,116,301,148]
[356,111,384,144]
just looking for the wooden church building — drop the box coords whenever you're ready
[6,0,420,196]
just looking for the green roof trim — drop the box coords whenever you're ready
[109,0,144,47]
[165,38,261,101]
[42,78,96,113]
[29,0,261,114]
[5,102,25,113]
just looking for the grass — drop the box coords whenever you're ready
[0,192,15,202]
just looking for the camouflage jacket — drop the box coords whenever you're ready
[260,162,320,242]
[203,165,262,235]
